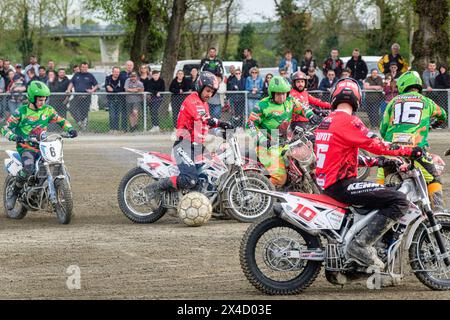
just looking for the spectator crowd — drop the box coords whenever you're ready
[1,42,449,133]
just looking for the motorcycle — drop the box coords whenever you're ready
[244,124,371,194]
[3,132,74,224]
[118,128,275,223]
[240,157,450,294]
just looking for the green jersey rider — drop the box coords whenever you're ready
[379,71,447,211]
[1,81,77,210]
[246,75,321,187]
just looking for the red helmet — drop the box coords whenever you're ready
[195,71,219,96]
[330,77,362,112]
[291,71,307,82]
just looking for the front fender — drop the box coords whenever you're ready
[404,212,450,250]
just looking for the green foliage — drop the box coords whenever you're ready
[365,0,400,56]
[275,0,310,58]
[69,55,92,71]
[235,24,256,60]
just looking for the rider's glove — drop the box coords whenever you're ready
[68,129,78,138]
[431,119,445,129]
[207,118,219,127]
[376,156,402,168]
[312,109,329,117]
[308,114,322,126]
[410,146,424,160]
[219,121,234,130]
[13,135,24,144]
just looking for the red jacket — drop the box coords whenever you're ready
[176,92,217,144]
[314,110,412,189]
[290,88,331,122]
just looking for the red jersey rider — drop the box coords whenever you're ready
[145,71,233,197]
[314,77,422,269]
[290,71,331,129]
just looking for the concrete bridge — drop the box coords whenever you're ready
[45,22,279,63]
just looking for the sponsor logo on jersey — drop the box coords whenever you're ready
[315,132,332,142]
[26,116,39,122]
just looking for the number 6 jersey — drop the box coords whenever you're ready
[380,92,446,147]
[314,110,412,190]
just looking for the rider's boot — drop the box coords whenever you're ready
[347,214,396,270]
[428,182,444,212]
[145,177,175,198]
[6,174,26,210]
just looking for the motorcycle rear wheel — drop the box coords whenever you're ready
[240,217,322,295]
[410,216,450,290]
[3,175,28,219]
[117,167,167,223]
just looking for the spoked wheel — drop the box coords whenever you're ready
[240,217,322,295]
[3,175,28,219]
[410,216,450,290]
[223,171,274,222]
[54,179,73,224]
[117,167,167,223]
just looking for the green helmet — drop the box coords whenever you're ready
[396,71,422,94]
[27,81,50,104]
[268,76,291,99]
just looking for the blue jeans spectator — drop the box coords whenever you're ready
[150,95,163,128]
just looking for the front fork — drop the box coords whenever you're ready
[425,209,450,266]
[45,163,58,204]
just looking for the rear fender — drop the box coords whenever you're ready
[138,154,179,178]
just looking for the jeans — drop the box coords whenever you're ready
[209,104,222,119]
[150,96,163,127]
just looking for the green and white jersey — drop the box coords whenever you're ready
[380,92,446,147]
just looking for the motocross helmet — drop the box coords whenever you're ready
[291,71,308,92]
[396,71,423,94]
[291,71,307,82]
[330,77,362,112]
[195,71,219,97]
[27,81,50,106]
[268,75,291,99]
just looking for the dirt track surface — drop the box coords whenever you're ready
[1,132,450,300]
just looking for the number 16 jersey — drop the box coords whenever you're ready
[380,92,446,147]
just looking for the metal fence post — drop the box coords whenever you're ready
[245,91,248,122]
[143,92,147,132]
[448,89,450,131]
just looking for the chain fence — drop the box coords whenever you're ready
[0,89,448,133]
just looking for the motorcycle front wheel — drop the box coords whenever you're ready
[409,216,450,290]
[223,171,274,222]
[117,167,167,223]
[3,175,28,219]
[240,217,322,295]
[54,179,73,224]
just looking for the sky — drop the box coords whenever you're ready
[237,0,277,23]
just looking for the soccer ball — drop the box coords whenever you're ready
[177,192,212,227]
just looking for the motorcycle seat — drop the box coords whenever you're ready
[148,151,175,164]
[351,206,373,215]
[289,192,349,208]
